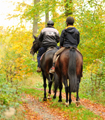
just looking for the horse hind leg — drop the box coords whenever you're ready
[58,82,63,102]
[58,78,63,102]
[53,87,57,99]
[47,74,53,99]
[42,72,47,101]
[63,77,69,106]
[76,77,81,107]
[48,80,52,99]
[53,73,59,99]
[69,84,72,104]
[53,78,57,99]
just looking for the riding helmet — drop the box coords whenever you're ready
[66,16,74,25]
[47,20,54,26]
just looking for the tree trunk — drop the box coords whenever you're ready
[45,1,49,27]
[64,0,73,16]
[52,0,56,19]
[33,0,40,36]
[45,12,49,27]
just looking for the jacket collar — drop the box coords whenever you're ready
[65,25,74,29]
[46,26,54,28]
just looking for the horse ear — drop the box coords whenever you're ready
[33,35,37,40]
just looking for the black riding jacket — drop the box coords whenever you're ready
[60,26,80,48]
[39,26,59,47]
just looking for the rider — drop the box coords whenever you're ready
[49,16,80,73]
[37,20,60,72]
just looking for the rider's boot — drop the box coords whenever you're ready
[49,63,55,73]
[37,67,41,72]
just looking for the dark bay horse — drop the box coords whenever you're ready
[30,35,58,101]
[55,47,83,106]
[30,36,42,55]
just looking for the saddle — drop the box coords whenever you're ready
[47,46,57,51]
[55,47,81,62]
[68,47,81,55]
[40,47,57,61]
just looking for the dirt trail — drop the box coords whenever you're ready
[22,94,68,120]
[21,87,105,120]
[34,88,105,120]
[62,92,105,119]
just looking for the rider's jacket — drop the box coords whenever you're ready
[39,26,59,47]
[60,26,80,48]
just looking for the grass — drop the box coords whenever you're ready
[21,87,43,98]
[21,87,102,120]
[1,72,103,120]
[20,73,43,89]
[21,73,105,106]
[49,96,102,120]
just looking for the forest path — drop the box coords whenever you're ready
[22,93,68,120]
[21,88,105,120]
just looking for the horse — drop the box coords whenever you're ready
[30,35,42,55]
[30,35,58,101]
[54,47,83,106]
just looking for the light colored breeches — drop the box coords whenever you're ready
[53,47,66,63]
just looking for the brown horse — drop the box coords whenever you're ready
[30,35,59,101]
[55,47,83,106]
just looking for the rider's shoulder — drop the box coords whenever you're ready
[61,29,66,33]
[74,28,79,34]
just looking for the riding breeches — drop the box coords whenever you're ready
[53,47,66,63]
[37,47,47,67]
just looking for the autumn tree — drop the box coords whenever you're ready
[44,1,49,27]
[64,0,73,16]
[6,0,105,64]
[33,0,40,35]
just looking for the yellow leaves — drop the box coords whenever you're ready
[86,59,102,74]
[0,26,3,31]
[0,26,33,82]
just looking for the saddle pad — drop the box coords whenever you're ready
[40,47,57,61]
[47,47,57,52]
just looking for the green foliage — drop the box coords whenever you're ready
[0,0,105,118]
[21,88,43,98]
[0,79,21,119]
[64,0,73,16]
[0,26,37,118]
[75,0,105,65]
[80,56,105,105]
[11,0,105,65]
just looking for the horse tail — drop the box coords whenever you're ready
[68,48,77,92]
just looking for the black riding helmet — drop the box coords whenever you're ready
[66,16,74,25]
[47,20,54,26]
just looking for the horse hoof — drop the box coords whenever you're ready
[76,101,81,107]
[47,94,51,99]
[53,96,56,99]
[69,99,72,104]
[69,102,71,105]
[58,100,62,102]
[43,98,47,101]
[65,102,69,107]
